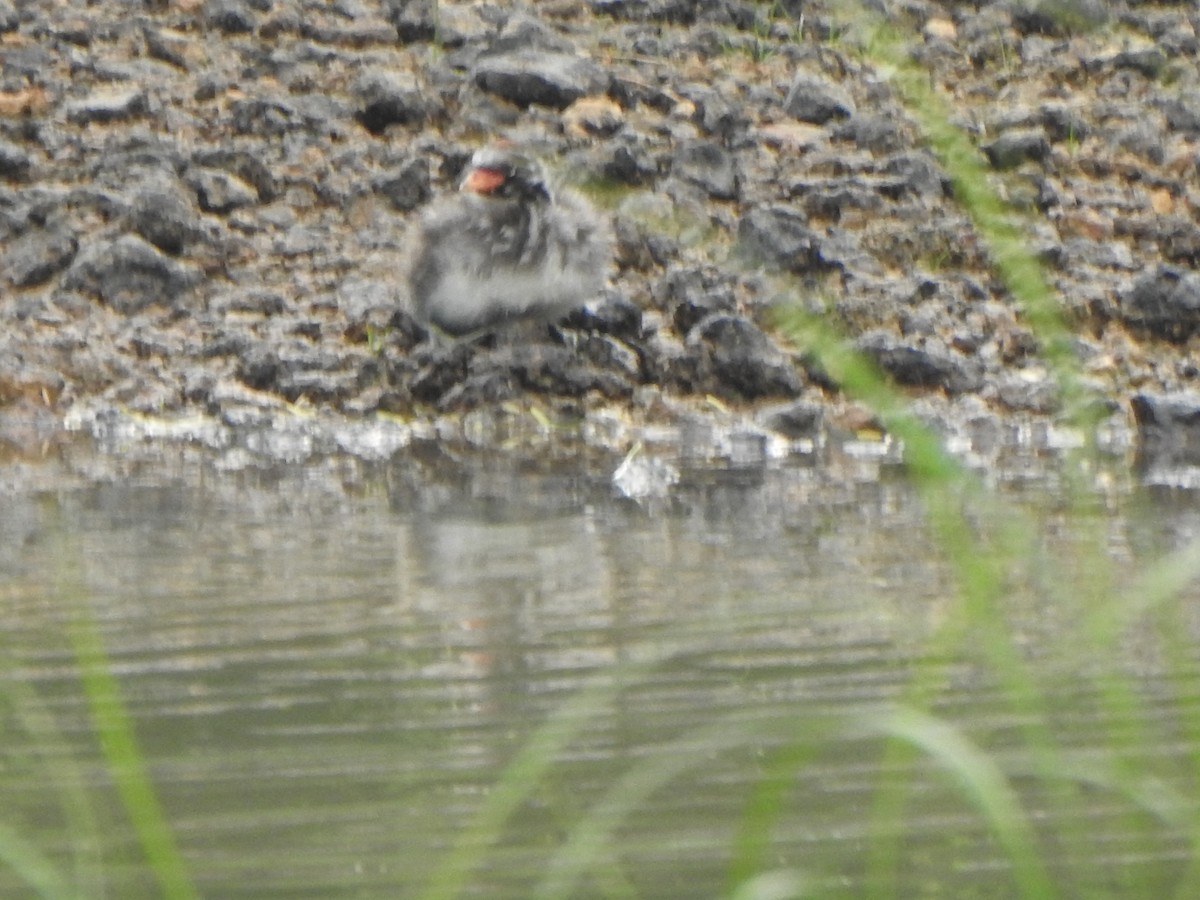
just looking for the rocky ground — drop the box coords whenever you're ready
[2,0,1200,466]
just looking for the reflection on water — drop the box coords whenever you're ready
[1,432,1199,898]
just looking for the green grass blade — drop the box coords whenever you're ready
[61,569,198,900]
[0,820,76,900]
[868,706,1058,900]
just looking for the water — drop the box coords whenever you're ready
[1,430,1198,898]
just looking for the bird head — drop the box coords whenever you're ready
[460,146,552,204]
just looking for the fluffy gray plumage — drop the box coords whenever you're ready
[403,146,612,338]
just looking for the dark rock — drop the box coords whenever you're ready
[375,157,431,212]
[192,150,277,201]
[563,291,644,341]
[144,27,191,70]
[797,180,885,221]
[1119,266,1200,342]
[1011,0,1108,36]
[384,0,436,43]
[205,0,257,34]
[1163,97,1200,136]
[188,168,258,214]
[756,399,823,438]
[671,140,739,201]
[601,140,658,186]
[437,343,633,410]
[0,2,17,33]
[783,72,855,124]
[833,115,904,153]
[856,331,984,394]
[3,227,77,287]
[354,71,427,134]
[62,235,202,314]
[1112,47,1166,79]
[881,152,948,199]
[486,12,575,55]
[591,0,698,24]
[688,314,802,400]
[1132,391,1200,469]
[1039,103,1089,143]
[996,375,1059,414]
[656,266,737,335]
[983,128,1050,170]
[0,142,32,182]
[228,97,305,136]
[129,182,198,253]
[737,206,824,274]
[473,52,607,110]
[408,343,472,405]
[64,88,147,125]
[1159,219,1200,267]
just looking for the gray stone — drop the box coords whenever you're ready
[1132,391,1200,469]
[63,235,202,314]
[672,140,739,201]
[4,228,77,287]
[983,128,1050,169]
[1164,96,1200,136]
[856,331,984,394]
[0,141,32,182]
[64,88,147,125]
[1119,266,1200,343]
[688,314,802,400]
[205,0,257,34]
[783,72,854,124]
[129,182,199,253]
[756,399,824,438]
[189,168,258,214]
[354,71,427,135]
[374,157,431,212]
[473,52,607,110]
[737,206,824,274]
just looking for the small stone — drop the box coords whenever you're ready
[473,51,607,110]
[354,71,427,134]
[1113,46,1166,79]
[1119,265,1200,343]
[564,292,644,341]
[856,331,984,394]
[64,88,147,125]
[4,228,77,287]
[983,128,1050,169]
[688,314,802,400]
[0,140,32,181]
[737,206,824,274]
[129,182,199,253]
[757,399,824,438]
[1132,391,1200,469]
[63,235,202,314]
[374,157,431,212]
[672,139,739,201]
[783,72,855,124]
[189,168,258,214]
[0,1,17,33]
[562,95,624,137]
[1163,96,1200,136]
[205,0,257,34]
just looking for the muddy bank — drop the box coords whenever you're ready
[2,0,1199,466]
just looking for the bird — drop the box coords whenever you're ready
[402,145,612,339]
